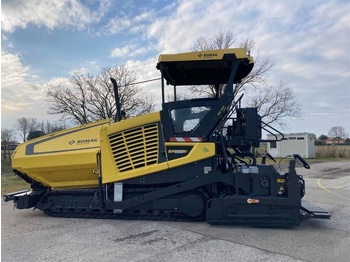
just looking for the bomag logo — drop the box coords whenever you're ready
[203,53,218,58]
[198,53,219,58]
[69,138,98,145]
[77,138,98,144]
[168,149,188,154]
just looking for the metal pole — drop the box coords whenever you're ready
[110,78,122,122]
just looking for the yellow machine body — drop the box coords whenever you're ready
[11,119,110,189]
[100,112,215,184]
[11,112,215,189]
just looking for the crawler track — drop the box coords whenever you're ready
[41,189,206,222]
[44,209,205,222]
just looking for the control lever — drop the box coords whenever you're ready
[261,152,276,164]
[293,154,310,169]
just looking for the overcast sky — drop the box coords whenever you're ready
[1,0,350,141]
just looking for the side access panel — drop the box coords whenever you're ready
[206,197,302,227]
[206,198,331,227]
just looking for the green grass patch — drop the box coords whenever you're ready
[1,173,29,195]
[1,160,29,195]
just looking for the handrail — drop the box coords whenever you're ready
[214,93,244,134]
[259,120,285,142]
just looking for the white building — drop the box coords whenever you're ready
[267,133,316,158]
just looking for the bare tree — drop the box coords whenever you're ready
[39,120,67,134]
[1,128,16,143]
[166,91,192,102]
[1,128,16,162]
[190,30,300,127]
[46,65,155,125]
[246,82,301,127]
[97,67,154,119]
[191,30,274,97]
[328,126,348,144]
[192,30,237,51]
[15,117,40,142]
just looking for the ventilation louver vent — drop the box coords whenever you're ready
[108,123,159,172]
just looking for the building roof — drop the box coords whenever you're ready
[267,132,315,137]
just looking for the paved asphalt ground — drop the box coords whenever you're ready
[1,160,349,262]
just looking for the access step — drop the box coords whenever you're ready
[300,200,331,220]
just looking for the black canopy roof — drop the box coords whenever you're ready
[156,49,254,86]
